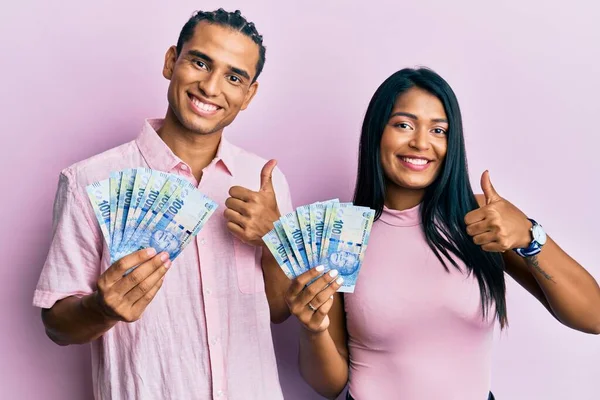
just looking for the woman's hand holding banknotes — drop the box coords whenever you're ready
[284,266,344,333]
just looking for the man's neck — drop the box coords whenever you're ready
[157,114,222,182]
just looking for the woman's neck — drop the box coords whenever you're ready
[384,182,425,211]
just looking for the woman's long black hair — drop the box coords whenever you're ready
[353,67,507,327]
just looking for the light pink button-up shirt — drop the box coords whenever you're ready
[33,119,293,400]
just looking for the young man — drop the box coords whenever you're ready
[34,9,292,400]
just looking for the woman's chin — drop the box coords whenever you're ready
[392,179,432,192]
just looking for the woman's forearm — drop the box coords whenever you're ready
[299,328,349,399]
[522,237,600,333]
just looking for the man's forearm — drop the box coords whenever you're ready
[42,293,118,345]
[261,250,291,323]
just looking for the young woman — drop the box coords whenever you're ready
[284,68,600,400]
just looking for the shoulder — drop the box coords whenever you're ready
[229,142,291,190]
[59,140,138,190]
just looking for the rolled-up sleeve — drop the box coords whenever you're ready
[33,169,103,309]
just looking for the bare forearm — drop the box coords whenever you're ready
[42,294,117,345]
[525,237,600,333]
[261,250,291,323]
[299,329,348,399]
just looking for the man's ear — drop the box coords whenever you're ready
[240,80,259,111]
[163,45,178,80]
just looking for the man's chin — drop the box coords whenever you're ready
[183,119,222,135]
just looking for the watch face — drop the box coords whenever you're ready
[532,223,547,245]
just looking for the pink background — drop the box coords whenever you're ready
[1,1,598,399]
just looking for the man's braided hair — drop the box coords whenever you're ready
[176,9,266,82]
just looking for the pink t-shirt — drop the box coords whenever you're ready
[33,119,293,400]
[345,204,495,400]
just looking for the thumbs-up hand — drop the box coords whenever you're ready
[224,159,281,247]
[480,169,502,205]
[464,171,532,252]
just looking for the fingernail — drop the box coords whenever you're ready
[336,277,344,285]
[329,270,339,278]
[315,265,324,272]
[164,260,172,269]
[160,253,169,262]
[146,248,156,256]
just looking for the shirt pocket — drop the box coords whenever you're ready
[233,240,265,294]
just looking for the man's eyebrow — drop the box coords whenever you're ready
[187,50,213,63]
[229,66,250,80]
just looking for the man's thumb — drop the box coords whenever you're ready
[260,159,277,192]
[481,170,500,205]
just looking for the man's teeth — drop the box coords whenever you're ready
[401,157,428,165]
[192,97,218,112]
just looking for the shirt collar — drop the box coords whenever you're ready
[136,118,236,176]
[214,134,236,176]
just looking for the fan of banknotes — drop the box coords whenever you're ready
[263,199,375,293]
[86,168,218,264]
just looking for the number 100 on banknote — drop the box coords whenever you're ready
[263,199,375,293]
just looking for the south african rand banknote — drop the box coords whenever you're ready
[109,171,123,246]
[280,211,311,271]
[262,229,297,279]
[273,220,303,276]
[86,168,218,267]
[309,199,339,266]
[86,178,111,247]
[118,169,168,255]
[112,168,137,253]
[319,203,375,292]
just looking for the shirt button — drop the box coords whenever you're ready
[216,390,224,397]
[211,337,219,345]
[180,164,188,171]
[205,288,211,295]
[199,238,206,245]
